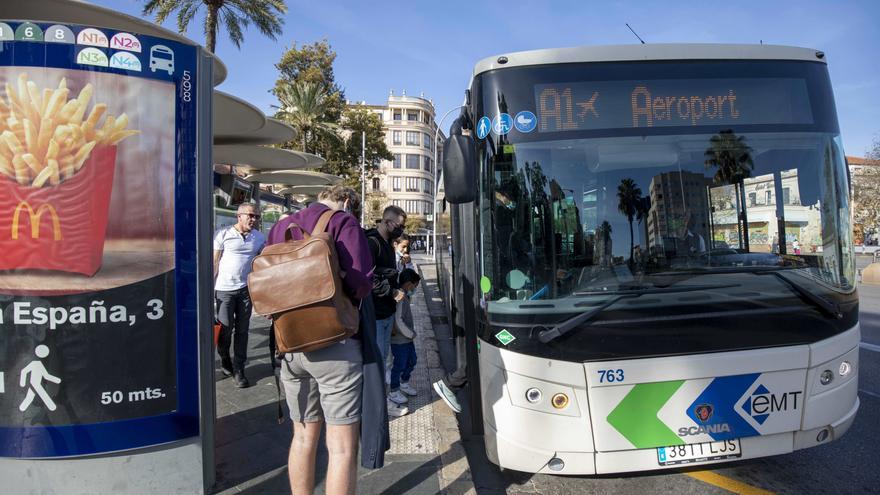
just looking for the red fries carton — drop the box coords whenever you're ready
[0,147,117,276]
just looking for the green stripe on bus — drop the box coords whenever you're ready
[607,381,686,448]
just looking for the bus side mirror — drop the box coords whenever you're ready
[443,134,477,204]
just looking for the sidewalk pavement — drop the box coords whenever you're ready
[212,255,475,494]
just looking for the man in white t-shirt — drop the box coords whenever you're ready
[213,203,266,388]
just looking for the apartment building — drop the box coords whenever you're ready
[352,91,446,223]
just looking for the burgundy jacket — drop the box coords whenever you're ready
[267,203,373,301]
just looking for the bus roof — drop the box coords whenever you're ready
[473,43,826,77]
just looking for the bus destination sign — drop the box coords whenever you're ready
[534,78,813,133]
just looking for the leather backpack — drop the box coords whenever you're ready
[248,209,359,353]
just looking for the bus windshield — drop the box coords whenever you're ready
[474,60,857,359]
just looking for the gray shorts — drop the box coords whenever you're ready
[280,337,363,425]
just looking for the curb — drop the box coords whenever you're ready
[416,260,477,495]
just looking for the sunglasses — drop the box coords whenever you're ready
[239,213,261,219]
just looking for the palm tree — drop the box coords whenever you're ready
[705,130,754,249]
[617,178,643,263]
[704,130,754,185]
[142,0,287,54]
[274,81,341,154]
[597,221,613,266]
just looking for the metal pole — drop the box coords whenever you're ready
[434,105,465,262]
[361,130,366,226]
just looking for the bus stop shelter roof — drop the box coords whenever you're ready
[214,91,265,140]
[245,170,340,186]
[214,117,295,146]
[277,185,327,196]
[213,144,324,170]
[2,0,228,85]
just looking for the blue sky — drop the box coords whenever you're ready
[96,0,879,156]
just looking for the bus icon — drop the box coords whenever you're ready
[149,45,174,75]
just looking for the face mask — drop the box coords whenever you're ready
[406,290,416,297]
[390,225,405,239]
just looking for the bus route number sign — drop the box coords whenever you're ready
[534,78,813,133]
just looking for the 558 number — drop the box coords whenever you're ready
[597,369,625,383]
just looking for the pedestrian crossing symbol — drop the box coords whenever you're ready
[477,117,491,140]
[495,329,516,346]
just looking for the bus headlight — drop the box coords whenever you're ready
[820,370,834,385]
[525,388,543,404]
[839,361,852,377]
[551,393,569,409]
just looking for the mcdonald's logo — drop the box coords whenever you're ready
[11,201,62,241]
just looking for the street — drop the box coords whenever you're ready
[443,257,880,495]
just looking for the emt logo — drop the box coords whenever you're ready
[742,384,802,425]
[11,201,62,241]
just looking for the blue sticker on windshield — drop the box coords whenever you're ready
[492,113,512,135]
[514,111,537,133]
[476,116,491,139]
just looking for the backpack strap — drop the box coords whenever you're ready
[311,209,341,236]
[284,222,308,242]
[275,360,285,424]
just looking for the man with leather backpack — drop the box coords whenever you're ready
[266,185,377,495]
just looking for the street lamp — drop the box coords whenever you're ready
[432,105,465,261]
[360,130,366,226]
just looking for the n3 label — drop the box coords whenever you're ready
[598,369,625,383]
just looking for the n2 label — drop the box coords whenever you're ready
[598,369,625,383]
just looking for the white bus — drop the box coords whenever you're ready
[436,44,859,475]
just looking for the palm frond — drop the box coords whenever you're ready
[227,0,286,40]
[221,8,245,48]
[176,0,200,34]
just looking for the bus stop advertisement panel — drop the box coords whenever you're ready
[0,21,202,459]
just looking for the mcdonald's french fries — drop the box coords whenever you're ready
[0,73,139,187]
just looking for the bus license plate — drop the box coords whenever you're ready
[657,439,742,466]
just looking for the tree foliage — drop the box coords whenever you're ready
[405,216,427,233]
[617,178,643,263]
[704,130,754,185]
[322,108,393,185]
[852,135,880,237]
[273,40,345,121]
[142,0,286,54]
[274,81,340,154]
[273,40,391,192]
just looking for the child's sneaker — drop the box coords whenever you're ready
[388,389,409,404]
[399,381,418,396]
[387,399,409,417]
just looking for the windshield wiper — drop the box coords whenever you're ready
[653,267,843,319]
[536,295,629,343]
[537,284,737,344]
[572,283,735,296]
[755,270,843,319]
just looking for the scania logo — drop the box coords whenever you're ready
[694,404,714,423]
[743,384,803,425]
[678,423,730,437]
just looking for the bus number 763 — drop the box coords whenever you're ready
[598,369,625,383]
